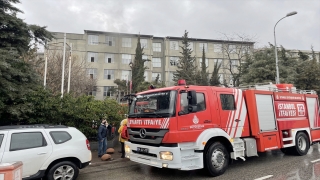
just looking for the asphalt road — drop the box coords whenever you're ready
[78,144,320,180]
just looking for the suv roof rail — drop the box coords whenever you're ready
[0,124,68,130]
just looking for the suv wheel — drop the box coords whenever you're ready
[47,161,79,180]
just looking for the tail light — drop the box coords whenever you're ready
[86,139,91,150]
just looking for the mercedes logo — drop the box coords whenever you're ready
[139,128,147,138]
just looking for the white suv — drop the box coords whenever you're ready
[0,124,92,180]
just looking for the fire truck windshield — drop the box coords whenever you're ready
[128,90,177,118]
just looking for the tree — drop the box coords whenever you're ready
[0,0,52,123]
[294,46,320,94]
[131,35,149,93]
[25,49,97,96]
[219,33,255,86]
[173,30,198,85]
[199,46,209,85]
[210,60,222,86]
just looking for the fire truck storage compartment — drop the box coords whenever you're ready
[242,138,258,157]
[255,94,277,131]
[256,132,281,152]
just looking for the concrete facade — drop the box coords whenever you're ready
[49,31,254,100]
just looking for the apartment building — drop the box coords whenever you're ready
[50,31,254,100]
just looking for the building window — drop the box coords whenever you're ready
[121,70,130,81]
[189,42,194,51]
[242,46,250,54]
[87,68,97,79]
[106,36,115,46]
[170,41,179,50]
[214,44,222,53]
[88,90,96,96]
[122,54,131,64]
[88,52,98,62]
[144,71,149,81]
[152,58,161,67]
[153,43,161,52]
[122,38,131,47]
[169,72,174,81]
[104,69,115,80]
[219,74,224,83]
[231,59,238,68]
[152,73,161,81]
[88,35,99,45]
[103,86,114,97]
[220,94,235,110]
[199,43,208,52]
[140,39,147,48]
[229,45,237,53]
[199,58,209,68]
[170,57,179,66]
[105,54,114,63]
[143,55,149,67]
[214,59,223,66]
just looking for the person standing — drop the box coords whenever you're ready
[118,118,128,158]
[97,118,109,157]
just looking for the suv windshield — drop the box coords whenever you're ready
[129,90,177,118]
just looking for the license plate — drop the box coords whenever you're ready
[137,147,149,153]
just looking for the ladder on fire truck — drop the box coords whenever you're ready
[238,82,317,94]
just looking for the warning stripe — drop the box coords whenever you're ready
[235,98,247,137]
[228,89,240,135]
[227,89,238,134]
[230,89,242,137]
[160,118,170,129]
[233,95,244,137]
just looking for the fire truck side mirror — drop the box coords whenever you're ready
[187,90,197,106]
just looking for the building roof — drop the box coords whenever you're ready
[166,36,255,45]
[84,30,154,38]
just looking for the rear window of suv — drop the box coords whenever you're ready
[0,134,4,148]
[50,131,72,144]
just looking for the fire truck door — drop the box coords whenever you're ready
[177,90,212,142]
[216,89,248,138]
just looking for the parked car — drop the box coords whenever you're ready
[0,124,92,180]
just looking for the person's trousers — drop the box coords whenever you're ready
[98,138,107,156]
[121,142,125,157]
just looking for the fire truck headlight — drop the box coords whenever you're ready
[160,151,173,161]
[125,145,130,153]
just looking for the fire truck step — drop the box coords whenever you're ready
[180,146,195,150]
[181,155,200,161]
[283,144,294,148]
[282,137,293,141]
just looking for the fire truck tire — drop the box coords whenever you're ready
[292,132,310,156]
[204,142,229,177]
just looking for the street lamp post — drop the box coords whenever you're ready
[274,11,297,84]
[129,62,133,95]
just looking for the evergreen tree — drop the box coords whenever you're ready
[209,61,222,86]
[173,30,198,85]
[0,0,52,123]
[199,46,209,85]
[298,51,309,61]
[131,35,148,93]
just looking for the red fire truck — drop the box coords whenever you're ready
[124,80,320,176]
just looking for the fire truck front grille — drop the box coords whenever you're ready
[132,150,157,158]
[128,128,168,145]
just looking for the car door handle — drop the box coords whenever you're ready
[235,119,241,122]
[37,152,47,155]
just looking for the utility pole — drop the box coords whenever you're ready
[44,40,48,88]
[61,33,66,98]
[67,43,72,93]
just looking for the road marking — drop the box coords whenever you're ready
[311,158,320,163]
[254,175,273,180]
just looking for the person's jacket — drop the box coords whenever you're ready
[98,124,107,140]
[118,119,128,143]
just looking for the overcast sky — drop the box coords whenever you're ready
[16,0,320,51]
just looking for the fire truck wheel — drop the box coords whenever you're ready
[293,132,310,156]
[204,142,229,177]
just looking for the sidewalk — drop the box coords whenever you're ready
[90,137,128,166]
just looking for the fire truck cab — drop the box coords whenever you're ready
[125,80,320,177]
